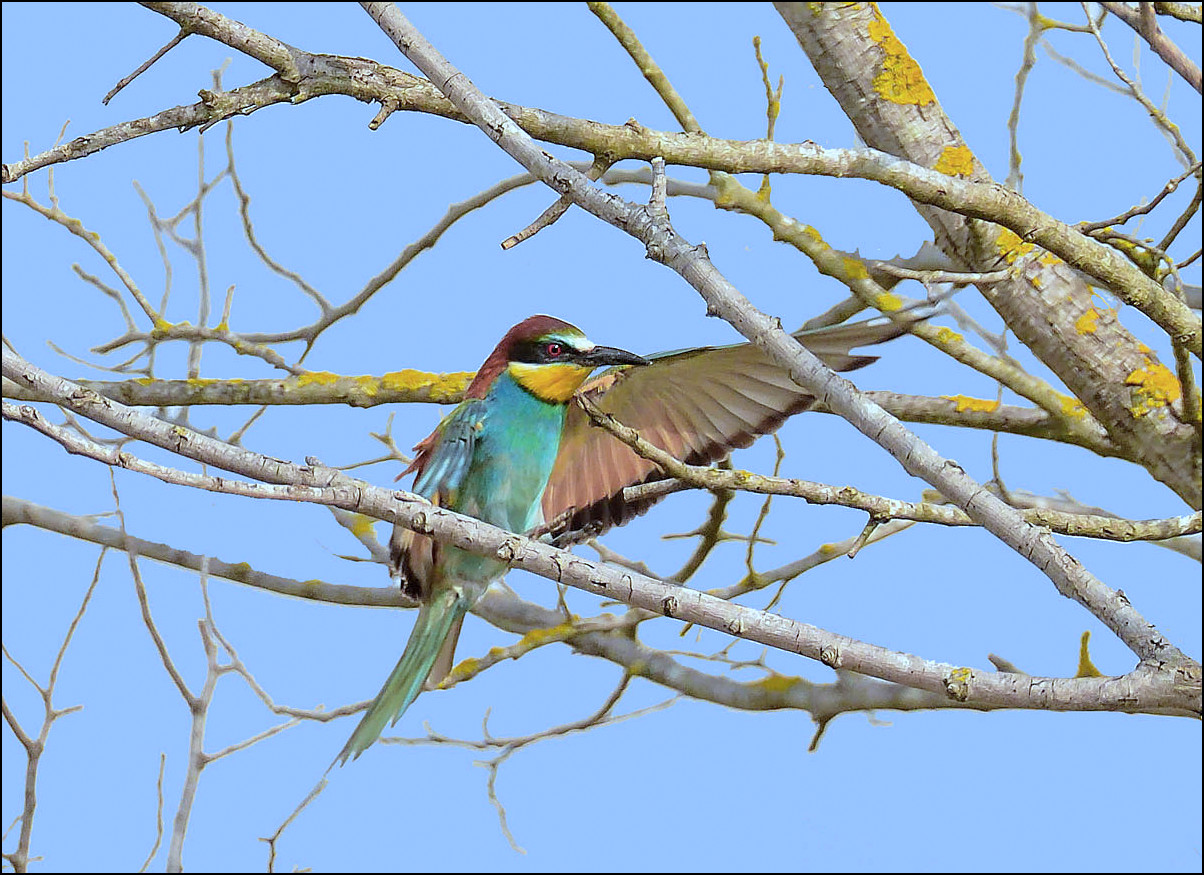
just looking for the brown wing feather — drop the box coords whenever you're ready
[541,317,914,542]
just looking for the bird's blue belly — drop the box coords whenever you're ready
[442,373,566,585]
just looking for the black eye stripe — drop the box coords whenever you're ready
[513,338,580,364]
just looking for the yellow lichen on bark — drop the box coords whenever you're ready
[1074,292,1116,337]
[1075,308,1100,335]
[877,292,904,311]
[381,369,473,401]
[347,513,379,540]
[995,227,1034,264]
[754,672,803,694]
[942,395,1001,413]
[1058,393,1088,418]
[295,371,340,386]
[934,326,964,345]
[934,144,975,177]
[1126,360,1181,417]
[1076,631,1103,678]
[842,256,869,279]
[867,4,936,105]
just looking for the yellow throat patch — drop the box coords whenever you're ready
[508,361,594,404]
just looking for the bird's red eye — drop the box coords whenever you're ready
[545,341,563,358]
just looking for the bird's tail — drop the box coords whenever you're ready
[333,587,468,767]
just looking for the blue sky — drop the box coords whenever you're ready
[3,3,1200,871]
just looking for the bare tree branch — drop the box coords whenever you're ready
[6,348,1197,714]
[356,4,1197,676]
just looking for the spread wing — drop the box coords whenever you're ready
[541,317,913,542]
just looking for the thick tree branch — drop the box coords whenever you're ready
[356,3,1196,674]
[581,12,1120,466]
[773,2,1201,506]
[2,4,1196,363]
[1,371,1119,456]
[4,496,999,725]
[5,349,1198,714]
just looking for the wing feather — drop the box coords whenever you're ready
[409,399,486,503]
[542,317,914,541]
[393,399,487,598]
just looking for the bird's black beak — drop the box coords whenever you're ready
[579,345,650,368]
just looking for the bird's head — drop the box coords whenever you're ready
[466,314,649,404]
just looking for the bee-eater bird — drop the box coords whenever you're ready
[335,313,911,764]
